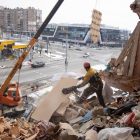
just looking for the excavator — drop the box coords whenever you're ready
[0,0,64,114]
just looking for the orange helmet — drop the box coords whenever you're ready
[84,62,90,68]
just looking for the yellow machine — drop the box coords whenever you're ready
[0,0,64,107]
[0,40,15,50]
[0,40,27,50]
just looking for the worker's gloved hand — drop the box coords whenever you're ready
[77,76,84,80]
[62,86,77,94]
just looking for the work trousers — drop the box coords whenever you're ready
[76,83,105,107]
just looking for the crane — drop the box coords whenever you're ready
[0,0,64,106]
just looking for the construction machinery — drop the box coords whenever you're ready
[0,0,64,111]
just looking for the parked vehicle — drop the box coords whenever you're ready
[96,47,102,50]
[83,52,89,57]
[31,61,45,68]
[75,48,82,51]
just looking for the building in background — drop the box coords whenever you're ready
[0,6,4,29]
[45,24,131,47]
[0,6,42,31]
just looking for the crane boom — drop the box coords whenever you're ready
[0,0,64,94]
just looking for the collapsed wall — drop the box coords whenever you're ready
[99,2,140,92]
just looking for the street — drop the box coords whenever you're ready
[0,46,122,83]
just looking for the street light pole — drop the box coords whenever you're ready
[75,32,76,46]
[47,37,48,54]
[65,33,68,73]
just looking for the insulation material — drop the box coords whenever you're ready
[31,77,78,121]
[90,9,102,43]
[102,81,113,104]
[51,72,84,87]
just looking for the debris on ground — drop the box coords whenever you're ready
[1,73,140,140]
[0,2,140,139]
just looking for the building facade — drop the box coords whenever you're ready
[0,6,42,31]
[44,24,131,47]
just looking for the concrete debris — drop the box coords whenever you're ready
[1,71,140,140]
[99,19,140,93]
[91,106,107,119]
[0,83,140,140]
[64,108,79,122]
[84,129,98,140]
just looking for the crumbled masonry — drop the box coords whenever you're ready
[1,1,140,140]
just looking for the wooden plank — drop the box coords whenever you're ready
[132,34,140,78]
[115,22,139,66]
[122,44,133,76]
[122,50,132,76]
[90,9,102,43]
[128,22,140,77]
[31,77,78,121]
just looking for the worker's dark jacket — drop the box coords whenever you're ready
[77,67,102,89]
[76,68,105,107]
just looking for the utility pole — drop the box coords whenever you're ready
[75,32,76,47]
[20,31,21,42]
[47,37,49,54]
[29,31,32,61]
[65,32,68,73]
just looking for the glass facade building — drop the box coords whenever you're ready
[41,24,131,47]
[100,28,129,43]
[54,26,89,41]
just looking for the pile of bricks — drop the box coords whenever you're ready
[99,57,134,92]
[0,117,36,140]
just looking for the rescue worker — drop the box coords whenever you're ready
[75,62,105,107]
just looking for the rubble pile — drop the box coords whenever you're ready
[99,2,140,93]
[0,117,36,140]
[1,75,140,139]
[47,89,140,139]
[99,58,135,92]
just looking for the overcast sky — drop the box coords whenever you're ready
[1,0,139,32]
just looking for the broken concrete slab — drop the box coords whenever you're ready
[64,108,79,122]
[77,120,93,136]
[55,98,70,116]
[91,106,107,120]
[31,77,78,121]
[69,116,83,124]
[85,129,98,140]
